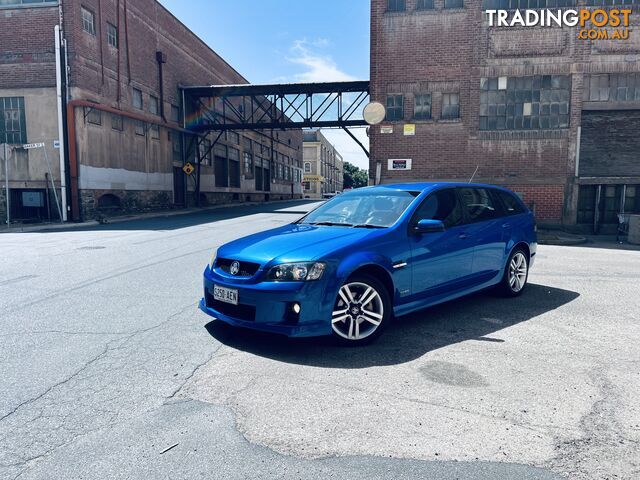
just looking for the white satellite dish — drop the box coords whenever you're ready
[363,101,386,126]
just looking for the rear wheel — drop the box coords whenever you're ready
[331,274,390,345]
[499,248,529,297]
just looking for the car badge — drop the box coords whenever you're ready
[230,261,241,276]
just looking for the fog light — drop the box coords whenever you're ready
[292,303,301,314]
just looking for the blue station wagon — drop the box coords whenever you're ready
[200,183,537,345]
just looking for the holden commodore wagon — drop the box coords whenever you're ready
[200,183,537,345]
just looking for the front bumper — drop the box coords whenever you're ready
[199,267,334,337]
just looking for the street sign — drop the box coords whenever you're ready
[183,162,195,176]
[380,125,393,134]
[403,124,416,136]
[53,140,60,149]
[23,142,46,149]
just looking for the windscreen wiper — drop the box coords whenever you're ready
[352,224,387,229]
[309,221,354,227]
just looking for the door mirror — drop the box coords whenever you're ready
[413,219,445,234]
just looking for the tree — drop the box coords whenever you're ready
[343,162,368,189]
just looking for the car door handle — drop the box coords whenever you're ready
[459,233,469,239]
[502,223,511,229]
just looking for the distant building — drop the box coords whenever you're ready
[370,0,640,232]
[0,0,302,223]
[302,130,344,199]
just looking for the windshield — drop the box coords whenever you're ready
[299,189,419,228]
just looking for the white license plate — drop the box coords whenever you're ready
[213,285,238,305]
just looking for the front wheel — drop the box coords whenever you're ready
[331,274,391,346]
[499,248,529,297]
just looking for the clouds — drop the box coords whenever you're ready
[287,39,357,83]
[285,39,369,171]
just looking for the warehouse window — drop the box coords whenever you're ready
[444,0,464,8]
[86,108,102,125]
[149,95,159,116]
[585,73,640,102]
[107,23,118,48]
[227,131,239,145]
[132,88,143,110]
[483,0,578,7]
[0,0,58,6]
[170,105,180,123]
[441,93,460,119]
[244,152,253,175]
[304,162,311,173]
[414,94,432,120]
[0,97,26,144]
[150,124,160,140]
[111,114,123,131]
[416,0,434,8]
[385,95,404,121]
[480,75,571,130]
[81,7,95,35]
[134,120,145,136]
[387,0,406,11]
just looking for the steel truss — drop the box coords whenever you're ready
[181,81,370,132]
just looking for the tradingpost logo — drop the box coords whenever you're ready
[485,9,633,41]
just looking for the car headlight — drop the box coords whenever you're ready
[267,262,325,281]
[209,248,218,270]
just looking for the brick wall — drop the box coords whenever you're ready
[370,0,640,225]
[0,5,59,89]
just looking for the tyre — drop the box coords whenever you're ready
[331,274,391,346]
[499,247,529,297]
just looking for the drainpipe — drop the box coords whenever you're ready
[55,24,68,221]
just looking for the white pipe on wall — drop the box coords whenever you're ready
[55,24,68,222]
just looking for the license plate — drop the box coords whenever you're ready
[213,285,238,305]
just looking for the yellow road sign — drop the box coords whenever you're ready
[183,162,195,176]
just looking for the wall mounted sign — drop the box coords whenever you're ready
[388,159,412,171]
[403,124,416,136]
[380,125,393,134]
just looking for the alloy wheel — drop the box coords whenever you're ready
[508,252,528,293]
[332,282,384,341]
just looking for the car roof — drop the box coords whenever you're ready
[363,182,515,194]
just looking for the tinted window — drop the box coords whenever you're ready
[496,190,525,215]
[458,187,499,223]
[413,189,463,228]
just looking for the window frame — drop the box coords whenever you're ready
[385,94,404,122]
[106,22,118,48]
[441,93,460,120]
[414,93,432,121]
[81,6,95,35]
[132,88,143,110]
[416,0,434,9]
[387,0,406,11]
[149,95,159,116]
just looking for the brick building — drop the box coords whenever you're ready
[302,130,344,199]
[1,0,302,223]
[370,0,640,231]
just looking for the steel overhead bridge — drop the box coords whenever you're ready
[180,80,370,132]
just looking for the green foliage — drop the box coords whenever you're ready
[343,162,368,189]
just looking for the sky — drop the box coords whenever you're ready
[158,0,371,170]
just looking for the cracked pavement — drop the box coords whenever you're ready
[1,201,638,479]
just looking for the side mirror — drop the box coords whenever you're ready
[414,219,445,234]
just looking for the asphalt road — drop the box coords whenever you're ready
[1,201,638,480]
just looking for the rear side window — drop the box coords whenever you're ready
[496,190,526,215]
[413,189,463,228]
[458,187,499,223]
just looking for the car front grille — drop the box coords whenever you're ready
[215,258,261,277]
[205,291,256,322]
